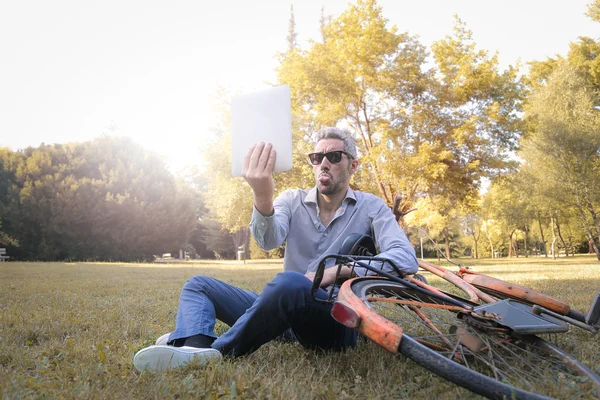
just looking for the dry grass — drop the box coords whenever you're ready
[0,257,599,399]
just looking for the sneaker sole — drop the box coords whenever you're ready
[133,346,221,373]
[155,333,171,346]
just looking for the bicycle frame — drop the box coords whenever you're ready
[420,260,599,333]
[311,253,600,334]
[311,227,600,397]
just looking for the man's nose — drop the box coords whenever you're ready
[319,155,332,167]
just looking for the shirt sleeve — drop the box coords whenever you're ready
[353,197,419,276]
[249,190,292,250]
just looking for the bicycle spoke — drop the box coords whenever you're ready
[350,279,599,398]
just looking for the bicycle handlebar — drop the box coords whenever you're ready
[310,253,473,310]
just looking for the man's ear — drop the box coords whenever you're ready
[349,159,359,175]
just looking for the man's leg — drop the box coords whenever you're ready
[134,275,258,372]
[169,275,259,344]
[212,271,356,357]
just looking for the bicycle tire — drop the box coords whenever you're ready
[340,277,600,399]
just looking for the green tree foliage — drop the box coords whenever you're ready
[171,165,216,260]
[459,211,483,259]
[0,148,20,247]
[405,196,462,259]
[586,0,600,22]
[0,137,197,261]
[528,25,600,96]
[520,61,600,260]
[480,180,528,257]
[199,216,236,259]
[249,236,284,259]
[277,2,524,218]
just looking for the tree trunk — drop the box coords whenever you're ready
[577,205,600,261]
[508,230,515,257]
[353,121,392,206]
[555,216,569,256]
[585,200,600,259]
[373,164,392,205]
[587,234,600,260]
[537,216,547,257]
[567,229,574,256]
[488,235,494,258]
[550,216,557,260]
[443,227,451,259]
[523,226,528,257]
[471,233,479,259]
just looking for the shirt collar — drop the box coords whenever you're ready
[304,186,357,205]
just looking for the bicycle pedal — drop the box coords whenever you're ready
[586,294,600,327]
[449,326,484,352]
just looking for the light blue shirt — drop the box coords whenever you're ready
[250,187,418,276]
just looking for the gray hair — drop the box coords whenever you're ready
[312,127,358,159]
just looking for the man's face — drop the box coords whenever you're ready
[312,138,358,196]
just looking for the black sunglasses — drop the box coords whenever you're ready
[307,151,354,165]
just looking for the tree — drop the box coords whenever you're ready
[200,216,236,259]
[482,179,528,257]
[0,148,20,247]
[586,0,600,22]
[286,5,298,51]
[520,60,600,260]
[461,212,483,259]
[277,1,524,220]
[404,197,462,259]
[528,34,600,97]
[1,137,197,261]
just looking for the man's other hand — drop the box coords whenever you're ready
[305,265,353,288]
[242,142,276,216]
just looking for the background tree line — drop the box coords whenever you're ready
[0,137,237,261]
[1,0,599,262]
[200,0,600,262]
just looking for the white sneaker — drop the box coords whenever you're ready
[155,333,171,346]
[133,345,222,372]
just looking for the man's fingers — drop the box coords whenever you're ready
[249,142,265,170]
[257,143,273,171]
[242,143,257,176]
[241,142,276,181]
[266,148,277,172]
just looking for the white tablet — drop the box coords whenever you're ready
[230,85,293,177]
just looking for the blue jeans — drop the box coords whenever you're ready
[168,271,357,357]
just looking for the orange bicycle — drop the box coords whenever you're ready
[311,235,600,399]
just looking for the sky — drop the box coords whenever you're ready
[1,0,598,172]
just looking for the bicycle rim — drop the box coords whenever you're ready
[347,278,600,400]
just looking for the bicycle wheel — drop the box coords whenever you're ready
[338,277,600,399]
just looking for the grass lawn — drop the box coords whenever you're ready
[1,256,599,399]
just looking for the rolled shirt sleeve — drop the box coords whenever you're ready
[250,192,291,251]
[352,198,419,277]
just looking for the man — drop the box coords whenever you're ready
[133,127,418,372]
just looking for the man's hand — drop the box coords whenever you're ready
[305,265,353,288]
[242,142,276,216]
